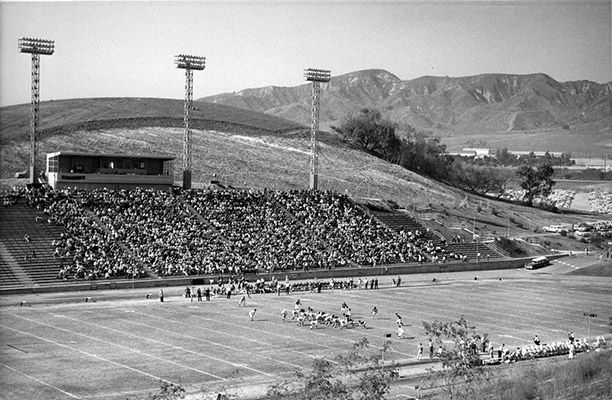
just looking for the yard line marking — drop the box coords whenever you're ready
[4,314,228,381]
[138,306,347,361]
[185,297,418,360]
[339,282,606,336]
[58,312,287,375]
[1,362,80,399]
[557,261,578,269]
[129,311,310,369]
[249,296,417,358]
[311,289,563,346]
[0,323,170,385]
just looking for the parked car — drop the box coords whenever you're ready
[543,225,563,233]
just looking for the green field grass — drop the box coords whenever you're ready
[1,268,610,400]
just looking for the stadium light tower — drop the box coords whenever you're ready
[304,68,331,190]
[19,37,55,184]
[175,54,205,189]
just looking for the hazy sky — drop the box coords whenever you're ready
[1,0,610,107]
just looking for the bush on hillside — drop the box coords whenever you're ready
[495,237,528,257]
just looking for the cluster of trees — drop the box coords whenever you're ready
[556,167,612,181]
[460,148,573,168]
[496,148,573,167]
[333,108,556,205]
[331,108,451,181]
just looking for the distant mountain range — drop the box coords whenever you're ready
[200,69,612,135]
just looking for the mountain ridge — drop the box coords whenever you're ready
[200,70,612,135]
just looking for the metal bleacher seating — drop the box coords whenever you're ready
[0,202,67,286]
[370,209,443,242]
[370,209,504,260]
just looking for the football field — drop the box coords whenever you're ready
[1,267,611,400]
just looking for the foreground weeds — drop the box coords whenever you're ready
[470,350,612,400]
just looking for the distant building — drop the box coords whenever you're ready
[462,148,491,158]
[449,148,491,159]
[507,150,564,157]
[571,158,611,171]
[46,152,175,191]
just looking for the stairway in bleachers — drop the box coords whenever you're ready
[444,242,502,260]
[0,203,67,286]
[370,209,504,260]
[0,251,23,287]
[370,210,442,242]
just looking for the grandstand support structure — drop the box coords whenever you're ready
[175,54,205,189]
[18,38,55,184]
[304,68,331,190]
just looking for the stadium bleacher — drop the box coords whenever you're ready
[0,202,66,284]
[0,185,506,287]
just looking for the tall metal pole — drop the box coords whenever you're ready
[19,38,54,184]
[183,69,194,189]
[304,68,331,191]
[310,81,321,190]
[175,54,205,190]
[30,53,41,183]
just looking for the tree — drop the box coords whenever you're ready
[451,162,513,196]
[332,108,401,161]
[516,162,555,206]
[422,316,491,400]
[267,337,398,400]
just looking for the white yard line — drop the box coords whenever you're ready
[99,310,304,372]
[3,314,228,381]
[0,323,171,387]
[1,362,80,399]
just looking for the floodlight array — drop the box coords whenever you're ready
[174,54,206,70]
[304,68,331,82]
[18,38,55,55]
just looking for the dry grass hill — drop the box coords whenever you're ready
[1,97,610,253]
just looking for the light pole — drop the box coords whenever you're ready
[19,38,55,184]
[175,54,205,189]
[304,68,331,190]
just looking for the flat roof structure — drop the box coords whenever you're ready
[46,152,175,191]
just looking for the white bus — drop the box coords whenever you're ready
[525,256,549,270]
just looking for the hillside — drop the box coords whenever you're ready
[200,70,612,154]
[1,95,610,255]
[0,97,305,143]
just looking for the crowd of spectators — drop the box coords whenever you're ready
[10,185,479,281]
[28,186,144,280]
[270,190,429,266]
[82,187,248,277]
[485,337,593,365]
[183,188,348,273]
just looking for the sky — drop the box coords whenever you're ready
[1,0,611,107]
